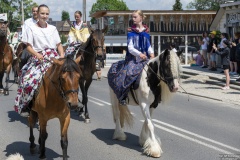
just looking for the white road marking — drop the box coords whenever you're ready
[153,123,233,154]
[81,94,239,154]
[153,119,240,153]
[78,94,111,105]
[88,99,104,106]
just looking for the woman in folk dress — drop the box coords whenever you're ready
[14,4,64,117]
[108,10,154,105]
[65,10,88,57]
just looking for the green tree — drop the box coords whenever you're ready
[60,34,67,44]
[173,0,183,10]
[186,0,226,10]
[0,0,38,31]
[61,10,70,21]
[89,0,129,24]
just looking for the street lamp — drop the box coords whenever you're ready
[21,0,24,24]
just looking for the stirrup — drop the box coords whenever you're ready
[119,99,127,105]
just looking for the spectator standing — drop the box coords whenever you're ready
[208,31,218,71]
[213,40,230,90]
[229,32,239,75]
[235,38,240,81]
[219,33,228,73]
[197,32,209,68]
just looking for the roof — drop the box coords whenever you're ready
[48,20,71,32]
[210,1,240,30]
[90,10,217,18]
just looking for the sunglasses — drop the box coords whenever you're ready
[0,21,8,24]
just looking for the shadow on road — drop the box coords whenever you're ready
[4,141,61,160]
[7,111,28,126]
[91,128,142,153]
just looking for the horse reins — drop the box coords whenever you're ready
[143,61,190,101]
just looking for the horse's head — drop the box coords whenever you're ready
[0,20,8,37]
[89,26,107,58]
[51,56,81,109]
[159,49,182,92]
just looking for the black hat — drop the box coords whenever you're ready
[223,40,230,46]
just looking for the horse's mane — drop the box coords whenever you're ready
[146,49,182,104]
[61,57,80,74]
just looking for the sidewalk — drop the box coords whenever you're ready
[101,65,240,106]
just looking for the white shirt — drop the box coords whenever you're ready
[22,24,61,52]
[22,17,38,41]
[220,38,227,49]
[128,39,154,57]
[201,37,209,50]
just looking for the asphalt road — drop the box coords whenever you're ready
[0,74,240,160]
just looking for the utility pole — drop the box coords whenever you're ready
[21,0,24,24]
[83,0,86,22]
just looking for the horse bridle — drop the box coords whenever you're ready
[77,34,104,59]
[58,74,79,101]
[43,59,79,102]
[144,63,171,84]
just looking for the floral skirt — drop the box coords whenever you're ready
[65,42,81,58]
[14,49,59,114]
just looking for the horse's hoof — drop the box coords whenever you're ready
[84,118,91,123]
[14,77,18,84]
[78,112,84,118]
[0,89,4,94]
[30,146,37,155]
[4,90,9,96]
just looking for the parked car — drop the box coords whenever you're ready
[178,46,198,64]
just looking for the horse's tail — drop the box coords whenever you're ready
[109,88,133,128]
[5,153,24,160]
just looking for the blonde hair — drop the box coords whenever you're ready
[133,10,146,20]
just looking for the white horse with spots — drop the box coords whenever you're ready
[109,49,182,158]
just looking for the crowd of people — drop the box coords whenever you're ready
[195,31,240,90]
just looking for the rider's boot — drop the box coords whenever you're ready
[119,97,127,106]
[20,106,30,117]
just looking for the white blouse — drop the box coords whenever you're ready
[22,24,61,52]
[22,17,38,41]
[128,40,154,57]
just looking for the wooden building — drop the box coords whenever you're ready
[90,10,216,58]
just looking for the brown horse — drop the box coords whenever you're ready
[28,56,81,160]
[76,26,107,123]
[0,21,13,95]
[12,42,27,83]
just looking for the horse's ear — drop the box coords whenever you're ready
[51,57,64,66]
[176,50,183,57]
[102,25,108,34]
[88,26,95,33]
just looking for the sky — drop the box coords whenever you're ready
[32,0,192,21]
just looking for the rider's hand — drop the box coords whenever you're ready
[139,53,147,60]
[36,53,44,61]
